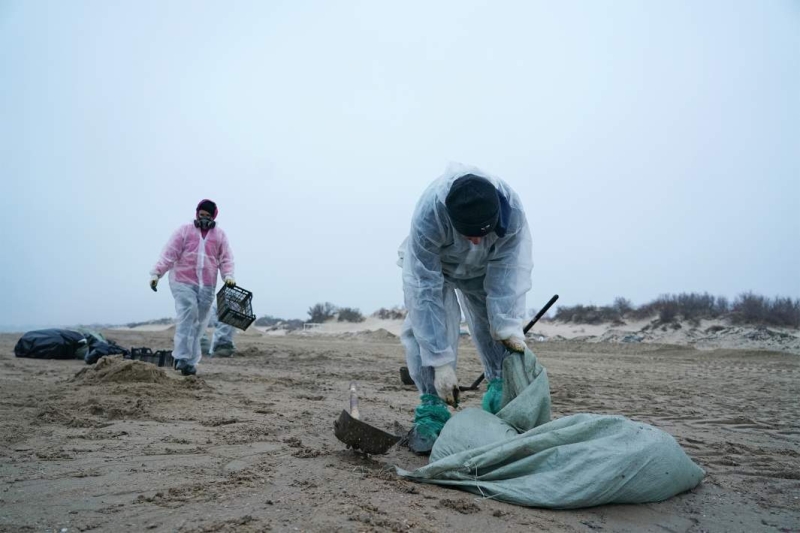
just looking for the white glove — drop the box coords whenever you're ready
[434,364,459,407]
[501,336,526,353]
[224,277,236,287]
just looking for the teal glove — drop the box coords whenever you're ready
[482,378,504,414]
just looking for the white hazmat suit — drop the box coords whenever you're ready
[151,218,235,368]
[398,163,533,397]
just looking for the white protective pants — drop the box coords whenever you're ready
[401,276,511,396]
[170,281,216,366]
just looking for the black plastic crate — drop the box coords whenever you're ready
[216,284,255,330]
[127,347,174,368]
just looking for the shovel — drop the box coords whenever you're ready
[334,381,401,454]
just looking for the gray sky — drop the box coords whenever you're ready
[2,0,798,328]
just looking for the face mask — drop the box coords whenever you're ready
[194,216,216,230]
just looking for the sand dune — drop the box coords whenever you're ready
[259,316,800,355]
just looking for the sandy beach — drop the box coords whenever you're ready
[1,324,799,532]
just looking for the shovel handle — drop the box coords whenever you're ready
[462,294,560,391]
[524,294,560,335]
[349,381,360,420]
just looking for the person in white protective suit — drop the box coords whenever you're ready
[398,164,533,454]
[149,199,236,376]
[200,303,237,357]
[211,317,236,357]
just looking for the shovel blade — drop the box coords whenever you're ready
[334,409,400,455]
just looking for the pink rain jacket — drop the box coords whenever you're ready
[151,223,235,287]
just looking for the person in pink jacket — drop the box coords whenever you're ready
[149,199,236,376]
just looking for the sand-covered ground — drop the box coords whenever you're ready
[1,328,798,532]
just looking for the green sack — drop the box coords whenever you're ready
[397,347,704,509]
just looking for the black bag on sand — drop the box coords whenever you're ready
[14,329,88,360]
[84,340,129,365]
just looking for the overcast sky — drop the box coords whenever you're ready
[1,0,798,328]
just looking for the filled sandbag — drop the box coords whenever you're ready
[398,348,705,509]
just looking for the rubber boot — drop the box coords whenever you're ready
[407,394,451,455]
[212,342,235,358]
[175,359,197,376]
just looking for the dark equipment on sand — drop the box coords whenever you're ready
[334,381,401,455]
[126,347,174,368]
[399,294,559,391]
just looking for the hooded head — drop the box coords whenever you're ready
[195,199,218,230]
[196,199,218,219]
[445,174,500,238]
